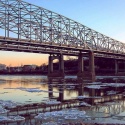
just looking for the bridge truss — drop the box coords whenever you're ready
[0,0,125,58]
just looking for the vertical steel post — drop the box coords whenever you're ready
[7,0,9,37]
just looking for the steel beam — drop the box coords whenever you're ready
[0,0,125,55]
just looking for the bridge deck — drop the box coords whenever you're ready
[0,36,125,60]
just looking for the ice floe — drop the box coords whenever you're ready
[0,115,25,122]
[85,85,106,89]
[0,100,22,108]
[106,90,117,95]
[79,102,91,107]
[4,87,59,93]
[77,95,88,99]
[87,82,102,85]
[35,108,86,124]
[43,99,61,105]
[104,83,125,87]
[0,107,9,114]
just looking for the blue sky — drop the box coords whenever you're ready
[0,0,125,66]
[24,0,125,41]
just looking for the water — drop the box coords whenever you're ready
[0,75,78,104]
[1,75,125,124]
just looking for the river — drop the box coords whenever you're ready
[0,75,78,104]
[1,75,125,124]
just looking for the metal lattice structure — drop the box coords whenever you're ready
[0,0,125,56]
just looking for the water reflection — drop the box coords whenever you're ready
[47,78,84,102]
[0,75,79,104]
[1,75,125,124]
[1,75,125,105]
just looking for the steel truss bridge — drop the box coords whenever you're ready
[0,0,125,60]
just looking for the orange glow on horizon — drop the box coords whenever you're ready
[0,51,49,66]
[3,58,48,67]
[0,51,71,67]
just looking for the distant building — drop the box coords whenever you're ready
[13,66,23,72]
[0,64,6,71]
[22,65,37,71]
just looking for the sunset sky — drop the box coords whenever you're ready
[0,0,125,66]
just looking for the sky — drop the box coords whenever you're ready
[0,0,125,66]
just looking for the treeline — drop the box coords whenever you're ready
[64,57,125,75]
[0,57,124,75]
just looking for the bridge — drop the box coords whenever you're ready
[0,0,125,81]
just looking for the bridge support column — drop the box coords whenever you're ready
[115,60,118,74]
[48,54,65,78]
[89,51,95,82]
[48,55,53,74]
[59,54,64,74]
[77,53,85,82]
[77,51,95,82]
[78,53,84,73]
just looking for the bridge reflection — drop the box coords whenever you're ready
[47,77,125,105]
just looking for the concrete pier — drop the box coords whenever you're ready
[48,54,64,78]
[89,51,95,82]
[77,51,95,82]
[115,60,118,75]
